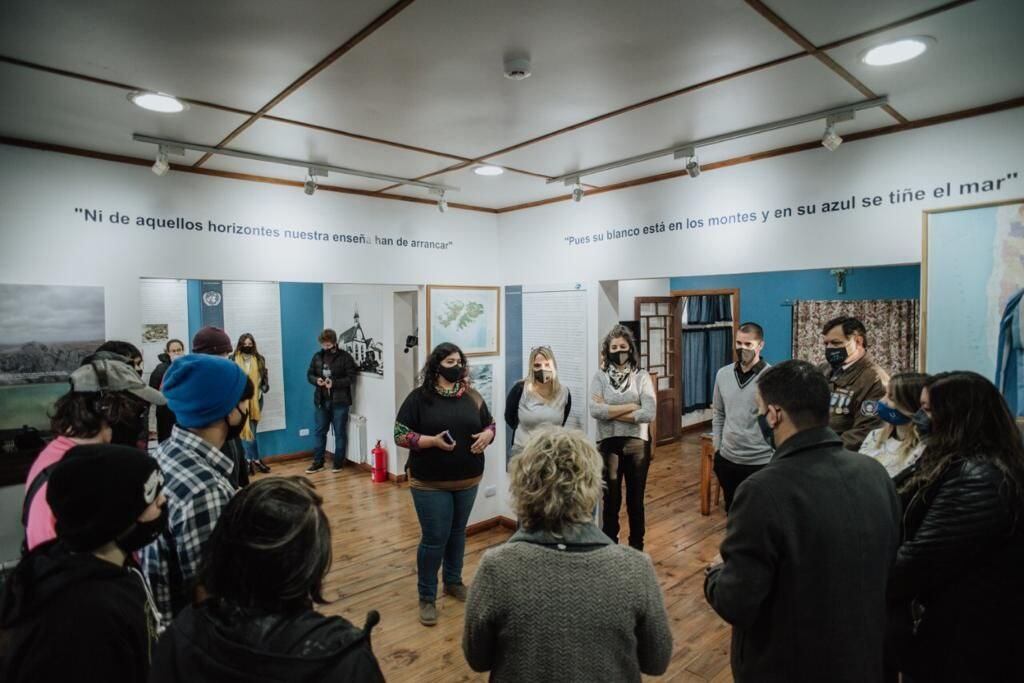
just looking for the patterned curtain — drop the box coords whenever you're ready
[791,299,920,374]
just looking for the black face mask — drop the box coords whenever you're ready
[439,365,464,383]
[110,414,146,449]
[912,408,932,437]
[242,346,254,355]
[115,504,168,553]
[533,369,553,384]
[225,409,249,442]
[758,413,776,449]
[825,346,849,369]
[737,348,757,365]
[613,351,631,366]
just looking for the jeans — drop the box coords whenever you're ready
[713,451,765,512]
[312,403,349,468]
[410,486,478,601]
[599,437,650,551]
[242,420,261,461]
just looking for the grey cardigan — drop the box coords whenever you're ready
[589,368,656,442]
[463,524,673,682]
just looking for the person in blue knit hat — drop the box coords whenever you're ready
[139,353,254,623]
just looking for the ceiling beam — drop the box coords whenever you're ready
[193,0,419,167]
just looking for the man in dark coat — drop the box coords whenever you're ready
[306,328,359,473]
[704,360,900,683]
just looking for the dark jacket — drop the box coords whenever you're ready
[889,457,1024,682]
[307,349,358,407]
[150,598,384,683]
[704,427,900,683]
[0,540,156,683]
[818,353,889,451]
[150,354,177,443]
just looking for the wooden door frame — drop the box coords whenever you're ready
[634,296,682,445]
[670,288,741,428]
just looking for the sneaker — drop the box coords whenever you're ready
[331,463,344,472]
[443,583,468,602]
[305,463,325,474]
[418,600,437,627]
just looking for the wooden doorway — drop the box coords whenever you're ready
[672,288,741,431]
[634,297,682,445]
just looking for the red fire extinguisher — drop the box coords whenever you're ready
[371,440,388,483]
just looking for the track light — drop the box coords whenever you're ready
[437,191,448,213]
[152,147,170,176]
[683,148,701,178]
[304,171,317,196]
[821,117,843,152]
[571,179,584,203]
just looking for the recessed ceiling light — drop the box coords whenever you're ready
[474,165,504,176]
[128,91,187,113]
[860,36,934,66]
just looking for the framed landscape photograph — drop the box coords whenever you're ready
[426,285,500,357]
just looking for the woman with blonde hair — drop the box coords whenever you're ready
[504,346,572,461]
[463,427,672,682]
[859,372,929,478]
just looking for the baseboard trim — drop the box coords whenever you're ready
[466,515,517,537]
[262,450,407,482]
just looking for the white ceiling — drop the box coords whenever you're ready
[1,0,1021,211]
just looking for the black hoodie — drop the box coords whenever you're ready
[0,540,156,683]
[149,353,177,443]
[150,598,385,683]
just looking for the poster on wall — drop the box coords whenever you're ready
[332,292,385,377]
[0,283,105,431]
[427,285,500,357]
[139,279,190,376]
[468,363,494,411]
[924,199,1024,376]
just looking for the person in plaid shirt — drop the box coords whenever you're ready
[140,354,253,622]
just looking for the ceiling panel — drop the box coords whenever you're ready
[272,0,799,158]
[764,0,953,46]
[487,57,871,183]
[199,118,463,191]
[0,0,396,111]
[383,167,562,209]
[0,63,247,165]
[826,0,1024,120]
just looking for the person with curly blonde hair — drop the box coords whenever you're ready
[463,427,672,682]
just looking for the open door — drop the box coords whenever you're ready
[635,296,681,445]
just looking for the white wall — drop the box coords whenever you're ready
[617,278,671,318]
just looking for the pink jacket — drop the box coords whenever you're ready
[24,436,77,551]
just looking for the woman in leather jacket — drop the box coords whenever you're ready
[889,371,1024,682]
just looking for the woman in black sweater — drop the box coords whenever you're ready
[394,342,495,628]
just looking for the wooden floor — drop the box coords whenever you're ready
[267,432,731,682]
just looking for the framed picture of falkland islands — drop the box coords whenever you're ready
[426,285,501,357]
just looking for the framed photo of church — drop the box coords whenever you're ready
[426,285,500,357]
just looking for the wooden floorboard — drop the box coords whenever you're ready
[266,431,732,681]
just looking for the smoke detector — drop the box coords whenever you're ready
[503,56,532,81]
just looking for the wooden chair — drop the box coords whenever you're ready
[699,433,721,516]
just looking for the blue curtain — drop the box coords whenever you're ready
[682,326,733,414]
[995,288,1024,417]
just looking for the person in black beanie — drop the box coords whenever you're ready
[192,325,249,488]
[0,444,167,683]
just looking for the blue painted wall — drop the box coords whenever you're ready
[186,280,203,346]
[669,265,920,364]
[185,281,324,456]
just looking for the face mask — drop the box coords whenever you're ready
[757,412,776,450]
[439,365,464,383]
[912,408,932,436]
[876,401,911,426]
[737,348,756,365]
[533,369,553,384]
[115,504,168,553]
[225,409,249,442]
[613,351,631,366]
[825,346,848,369]
[242,346,254,355]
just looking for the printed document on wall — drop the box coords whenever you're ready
[522,286,587,430]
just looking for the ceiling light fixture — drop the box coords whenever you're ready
[676,148,701,178]
[474,165,504,176]
[129,91,187,113]
[304,174,317,196]
[152,147,170,176]
[549,97,887,186]
[821,110,854,152]
[571,179,584,203]
[436,190,448,213]
[133,134,458,197]
[861,36,934,66]
[304,167,327,196]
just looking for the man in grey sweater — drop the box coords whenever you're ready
[712,322,772,511]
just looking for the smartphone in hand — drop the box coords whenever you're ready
[442,430,456,446]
